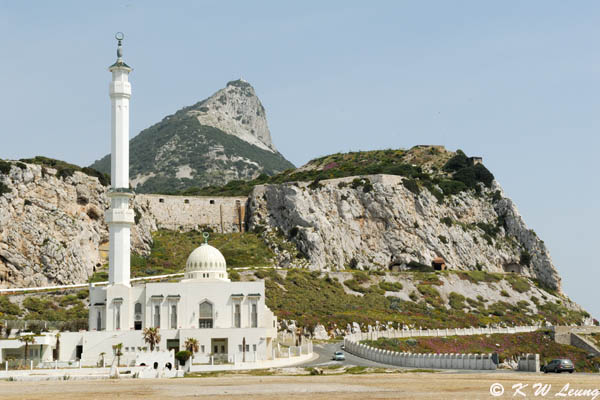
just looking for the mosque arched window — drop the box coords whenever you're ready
[198,301,213,328]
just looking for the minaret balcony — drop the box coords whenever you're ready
[109,81,132,97]
[105,209,135,225]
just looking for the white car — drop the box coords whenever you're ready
[332,351,345,361]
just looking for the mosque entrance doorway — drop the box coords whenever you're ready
[211,338,228,364]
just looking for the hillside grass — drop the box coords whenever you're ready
[89,230,276,282]
[263,269,587,332]
[170,147,495,199]
[364,331,600,372]
[0,291,88,332]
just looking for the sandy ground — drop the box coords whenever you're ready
[0,372,599,400]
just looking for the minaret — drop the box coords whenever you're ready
[106,32,134,286]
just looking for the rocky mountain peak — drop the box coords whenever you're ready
[90,79,294,194]
[187,79,274,153]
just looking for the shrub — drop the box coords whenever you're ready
[307,178,323,190]
[448,292,466,310]
[348,257,359,270]
[476,222,500,237]
[438,235,448,244]
[0,182,11,196]
[175,350,192,365]
[506,275,531,293]
[379,281,403,292]
[440,217,453,227]
[438,179,467,196]
[0,296,22,317]
[343,279,366,293]
[520,251,531,266]
[417,284,442,306]
[500,290,509,297]
[443,150,469,172]
[0,160,12,174]
[402,179,420,195]
[352,271,369,283]
[86,207,100,221]
[229,270,240,281]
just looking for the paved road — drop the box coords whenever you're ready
[299,341,403,369]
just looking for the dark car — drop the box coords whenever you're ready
[542,359,575,373]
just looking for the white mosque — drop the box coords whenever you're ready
[0,34,278,369]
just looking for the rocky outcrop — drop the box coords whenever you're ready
[192,79,275,152]
[247,174,562,291]
[0,162,153,288]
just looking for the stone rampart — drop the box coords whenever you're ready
[135,194,247,233]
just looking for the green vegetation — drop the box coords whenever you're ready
[0,160,12,175]
[505,274,531,293]
[264,268,588,330]
[0,296,22,317]
[448,292,467,310]
[379,281,404,292]
[457,271,502,285]
[19,156,109,186]
[90,230,276,281]
[365,331,600,372]
[90,107,294,194]
[147,146,493,199]
[0,182,10,196]
[442,150,494,191]
[0,292,87,332]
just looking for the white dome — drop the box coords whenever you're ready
[184,243,229,281]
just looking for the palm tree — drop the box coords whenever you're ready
[20,335,35,364]
[142,327,161,351]
[112,343,123,366]
[53,333,61,361]
[185,338,199,354]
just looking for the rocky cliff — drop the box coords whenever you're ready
[90,79,294,194]
[247,150,562,292]
[0,161,153,288]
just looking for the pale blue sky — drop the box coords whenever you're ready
[1,1,598,319]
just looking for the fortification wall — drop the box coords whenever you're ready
[134,194,247,233]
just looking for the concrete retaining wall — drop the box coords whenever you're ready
[352,325,538,341]
[571,334,600,356]
[343,334,497,370]
[517,354,540,372]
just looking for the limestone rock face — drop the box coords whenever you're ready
[192,79,275,152]
[0,162,153,288]
[247,174,562,292]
